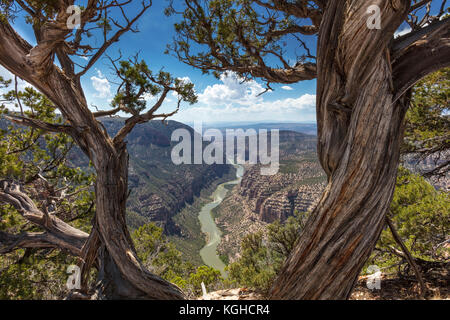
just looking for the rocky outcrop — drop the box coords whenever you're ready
[128,162,232,234]
[238,164,324,223]
[69,118,234,234]
[213,132,326,261]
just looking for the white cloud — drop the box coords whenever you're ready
[142,92,159,107]
[172,76,195,100]
[394,26,411,38]
[0,65,12,80]
[175,90,316,123]
[177,76,192,84]
[172,71,316,123]
[198,72,266,107]
[281,85,293,91]
[90,70,111,99]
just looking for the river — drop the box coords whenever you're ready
[198,164,244,276]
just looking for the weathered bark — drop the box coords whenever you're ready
[91,143,185,299]
[0,181,89,256]
[270,0,412,299]
[392,17,450,101]
[169,0,450,300]
[0,16,184,299]
[173,0,449,300]
[2,0,448,300]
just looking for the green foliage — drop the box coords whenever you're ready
[167,0,305,80]
[126,210,151,230]
[403,68,449,176]
[0,84,95,299]
[226,68,449,292]
[0,0,14,23]
[226,232,276,292]
[366,168,450,274]
[0,249,76,300]
[229,168,448,291]
[0,75,11,88]
[0,87,95,232]
[97,17,112,34]
[188,265,223,295]
[2,0,66,26]
[132,222,225,297]
[133,223,193,279]
[111,59,197,115]
[405,68,449,147]
[226,212,308,293]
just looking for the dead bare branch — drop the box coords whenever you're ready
[386,215,426,298]
[0,181,88,256]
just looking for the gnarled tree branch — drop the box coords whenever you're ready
[4,114,77,137]
[392,17,450,101]
[169,0,318,87]
[0,181,88,256]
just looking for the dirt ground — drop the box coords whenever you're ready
[200,262,449,300]
[351,262,449,300]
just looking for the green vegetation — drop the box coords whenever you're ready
[224,69,449,295]
[0,52,447,298]
[169,200,207,266]
[219,253,229,265]
[225,212,309,293]
[126,210,151,230]
[225,168,448,294]
[0,83,95,299]
[278,153,319,174]
[169,168,236,266]
[186,265,224,296]
[0,249,75,300]
[403,68,449,164]
[0,75,230,298]
[365,167,449,274]
[131,223,223,297]
[133,223,194,281]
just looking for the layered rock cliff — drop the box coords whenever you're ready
[101,119,233,234]
[67,118,233,234]
[213,131,326,261]
[239,164,324,223]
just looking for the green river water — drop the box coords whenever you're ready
[198,165,244,276]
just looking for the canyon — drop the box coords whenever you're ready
[211,131,327,263]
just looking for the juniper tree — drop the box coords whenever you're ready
[0,1,196,299]
[167,0,450,299]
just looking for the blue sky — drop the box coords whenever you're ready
[0,1,445,124]
[0,1,317,124]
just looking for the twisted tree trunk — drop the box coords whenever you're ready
[0,19,184,299]
[2,0,448,300]
[91,142,184,299]
[270,0,411,299]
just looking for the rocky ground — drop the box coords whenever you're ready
[213,190,267,263]
[199,288,264,300]
[351,260,450,300]
[199,266,450,300]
